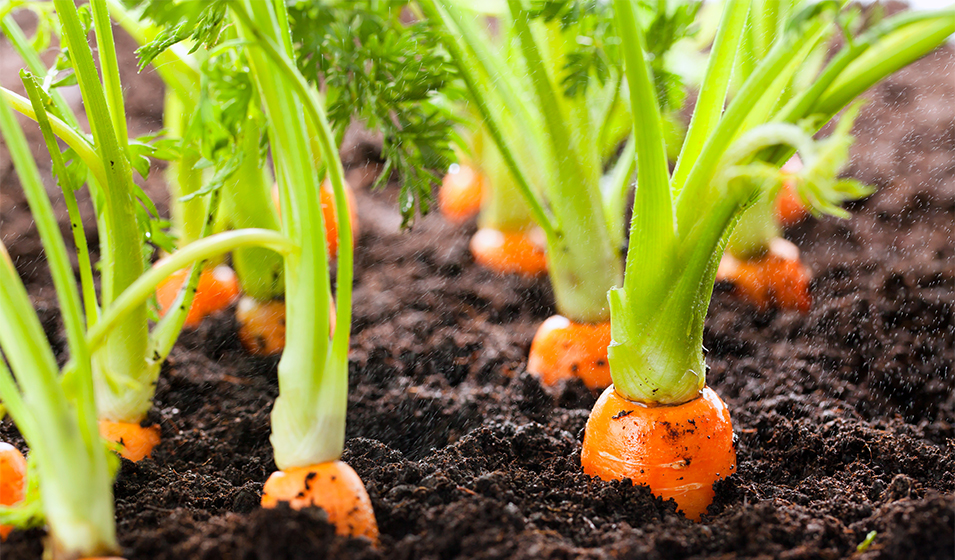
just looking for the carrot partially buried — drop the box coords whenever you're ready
[155,265,240,328]
[235,296,336,356]
[528,315,611,390]
[581,386,736,521]
[439,163,485,224]
[775,156,808,227]
[262,460,378,542]
[717,238,812,313]
[272,179,359,258]
[470,227,547,277]
[0,443,27,540]
[98,420,161,462]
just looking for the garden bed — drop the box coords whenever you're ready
[1,23,953,560]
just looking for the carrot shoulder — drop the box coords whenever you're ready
[528,315,611,390]
[155,265,240,328]
[470,227,547,277]
[581,386,736,521]
[0,443,27,540]
[262,460,378,542]
[98,420,161,462]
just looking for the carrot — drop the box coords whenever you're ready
[439,163,484,224]
[155,265,240,328]
[717,238,811,313]
[775,156,808,227]
[98,420,161,462]
[235,297,287,356]
[272,179,359,258]
[262,460,378,542]
[0,443,27,540]
[470,227,547,277]
[581,386,736,521]
[527,315,611,390]
[236,296,336,356]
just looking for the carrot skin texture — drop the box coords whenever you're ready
[581,386,736,521]
[0,443,27,540]
[439,163,484,224]
[528,315,612,390]
[155,265,240,328]
[262,461,378,542]
[97,420,160,462]
[470,228,548,277]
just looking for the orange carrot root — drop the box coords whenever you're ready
[156,265,240,328]
[273,180,359,258]
[581,386,736,521]
[235,296,287,356]
[718,238,812,312]
[775,155,807,227]
[262,460,379,542]
[0,442,27,540]
[439,163,484,224]
[470,227,547,277]
[236,296,336,356]
[527,315,612,390]
[98,420,161,462]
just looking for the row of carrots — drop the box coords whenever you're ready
[1,0,951,554]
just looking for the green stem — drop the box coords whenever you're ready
[725,192,780,259]
[0,80,118,560]
[0,87,106,188]
[419,0,557,241]
[675,8,831,233]
[149,188,223,361]
[225,114,285,300]
[233,0,345,468]
[671,0,749,196]
[87,229,294,354]
[90,0,128,149]
[616,0,674,302]
[21,72,100,325]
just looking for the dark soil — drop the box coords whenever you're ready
[1,15,953,560]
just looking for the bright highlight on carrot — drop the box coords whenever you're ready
[261,460,378,542]
[470,227,547,277]
[718,239,812,313]
[439,162,484,224]
[235,296,287,356]
[527,315,611,390]
[581,386,736,521]
[0,443,27,541]
[155,265,240,328]
[97,420,161,462]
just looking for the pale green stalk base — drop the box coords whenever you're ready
[547,233,622,324]
[92,353,161,423]
[725,193,780,260]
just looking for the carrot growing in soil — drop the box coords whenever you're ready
[1,0,294,464]
[133,0,382,539]
[420,0,695,389]
[713,1,874,312]
[579,0,953,521]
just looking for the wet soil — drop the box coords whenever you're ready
[1,17,953,560]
